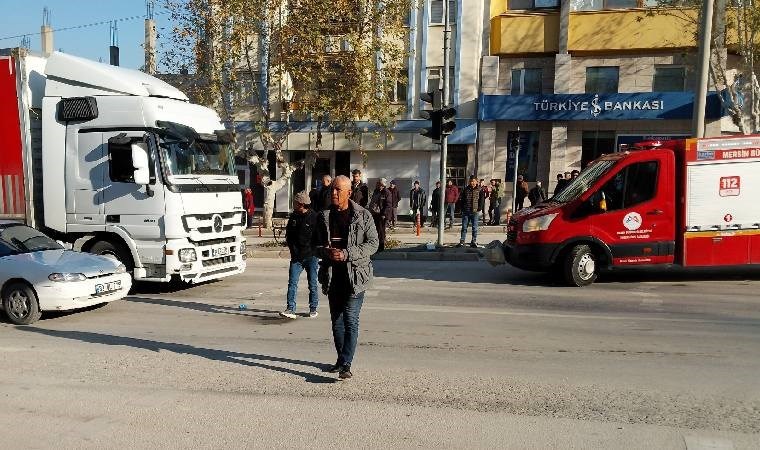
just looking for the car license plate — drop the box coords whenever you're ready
[95,280,122,295]
[211,247,229,257]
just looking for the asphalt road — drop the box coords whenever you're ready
[2,259,760,449]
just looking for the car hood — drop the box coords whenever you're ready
[513,201,564,221]
[16,250,122,278]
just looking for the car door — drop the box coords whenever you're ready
[588,155,676,266]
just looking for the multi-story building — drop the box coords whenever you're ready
[233,1,487,215]
[479,1,730,203]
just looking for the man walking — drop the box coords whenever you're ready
[409,180,427,228]
[350,169,369,208]
[280,191,319,319]
[310,174,333,212]
[316,175,379,380]
[528,181,546,206]
[458,176,483,248]
[429,180,441,227]
[444,180,459,229]
[387,180,401,230]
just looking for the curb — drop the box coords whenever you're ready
[247,249,482,261]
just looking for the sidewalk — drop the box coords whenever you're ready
[243,220,507,261]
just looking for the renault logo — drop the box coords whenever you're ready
[212,214,224,233]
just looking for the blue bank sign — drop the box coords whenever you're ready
[479,92,725,121]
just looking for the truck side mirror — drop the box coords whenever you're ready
[131,144,150,186]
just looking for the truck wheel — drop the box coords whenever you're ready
[564,244,598,287]
[3,282,42,325]
[88,241,134,274]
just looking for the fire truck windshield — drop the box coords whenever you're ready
[552,160,616,204]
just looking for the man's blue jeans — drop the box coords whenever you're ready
[446,203,456,226]
[460,212,479,243]
[286,256,319,312]
[328,291,365,368]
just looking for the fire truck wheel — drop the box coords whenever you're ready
[565,244,598,287]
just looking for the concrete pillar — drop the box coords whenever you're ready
[40,25,53,56]
[477,122,496,181]
[548,122,568,193]
[144,19,157,74]
[558,0,571,54]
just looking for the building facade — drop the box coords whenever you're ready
[480,1,731,205]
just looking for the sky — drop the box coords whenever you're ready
[0,0,175,70]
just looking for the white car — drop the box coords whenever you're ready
[0,222,131,325]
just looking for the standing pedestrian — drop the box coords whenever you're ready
[316,175,379,380]
[280,191,319,319]
[444,180,459,229]
[515,175,529,211]
[310,174,333,212]
[528,180,547,206]
[350,169,369,208]
[571,169,580,180]
[479,179,490,225]
[429,180,441,227]
[387,180,401,230]
[458,176,483,248]
[409,180,427,228]
[553,173,568,196]
[368,178,390,252]
[490,180,504,225]
[243,188,255,228]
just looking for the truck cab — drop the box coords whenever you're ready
[505,146,677,286]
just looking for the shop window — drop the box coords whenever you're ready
[581,131,615,168]
[511,68,542,95]
[594,161,659,212]
[585,67,619,94]
[653,66,686,92]
[509,0,559,9]
[506,131,539,182]
[430,0,456,25]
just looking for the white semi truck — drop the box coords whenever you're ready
[0,48,247,283]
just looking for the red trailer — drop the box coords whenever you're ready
[503,135,760,286]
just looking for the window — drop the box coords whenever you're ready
[507,131,539,181]
[653,66,686,92]
[509,0,559,9]
[511,68,542,95]
[390,70,408,103]
[109,138,137,183]
[426,67,455,104]
[581,131,615,168]
[594,161,659,212]
[570,0,652,10]
[585,66,619,94]
[430,0,456,25]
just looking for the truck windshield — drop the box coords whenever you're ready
[159,139,235,177]
[552,160,617,203]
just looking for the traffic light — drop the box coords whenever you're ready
[420,89,443,141]
[440,107,456,136]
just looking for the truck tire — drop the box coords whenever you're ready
[564,244,598,287]
[2,282,42,325]
[88,240,134,274]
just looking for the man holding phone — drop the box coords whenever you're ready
[316,175,379,380]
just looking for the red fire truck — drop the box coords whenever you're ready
[503,135,760,286]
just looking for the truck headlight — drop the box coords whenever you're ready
[522,213,558,233]
[114,264,127,274]
[178,248,197,262]
[49,273,87,282]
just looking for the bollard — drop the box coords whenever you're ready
[415,212,421,236]
[258,225,262,237]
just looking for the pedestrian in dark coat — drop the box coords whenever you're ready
[350,169,369,208]
[280,191,319,319]
[367,178,390,252]
[458,176,484,248]
[310,174,333,212]
[515,175,529,211]
[409,180,427,226]
[387,180,401,230]
[528,181,547,206]
[429,181,441,226]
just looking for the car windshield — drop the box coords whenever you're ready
[159,138,235,177]
[0,225,63,253]
[552,160,617,203]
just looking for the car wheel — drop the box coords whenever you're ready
[564,244,598,287]
[2,282,42,325]
[89,240,134,273]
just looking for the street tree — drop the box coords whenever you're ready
[647,1,760,134]
[162,0,411,228]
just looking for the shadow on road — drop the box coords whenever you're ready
[125,297,287,323]
[16,327,337,384]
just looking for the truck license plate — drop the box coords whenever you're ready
[95,280,122,295]
[211,247,229,257]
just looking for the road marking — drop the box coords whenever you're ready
[364,290,380,297]
[683,435,734,450]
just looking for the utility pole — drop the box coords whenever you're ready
[511,127,521,215]
[437,0,452,247]
[693,0,715,138]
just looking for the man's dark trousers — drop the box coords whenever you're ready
[328,290,365,369]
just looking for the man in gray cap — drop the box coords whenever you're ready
[280,191,319,319]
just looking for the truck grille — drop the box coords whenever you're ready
[202,255,236,267]
[507,218,518,244]
[191,236,237,247]
[182,212,243,234]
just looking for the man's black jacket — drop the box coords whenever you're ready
[285,209,317,261]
